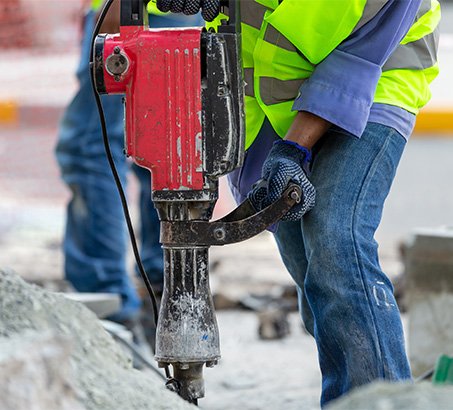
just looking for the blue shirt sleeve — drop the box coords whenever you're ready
[292,0,422,138]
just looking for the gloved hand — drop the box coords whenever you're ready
[248,140,316,221]
[156,0,220,22]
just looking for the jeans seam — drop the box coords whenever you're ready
[349,126,395,379]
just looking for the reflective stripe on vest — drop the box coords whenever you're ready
[241,0,312,108]
[243,67,255,98]
[260,77,307,106]
[383,29,439,72]
[351,0,388,35]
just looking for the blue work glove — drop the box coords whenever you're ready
[248,140,316,221]
[156,0,220,22]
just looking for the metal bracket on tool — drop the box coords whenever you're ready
[160,184,302,246]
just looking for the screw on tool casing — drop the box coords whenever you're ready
[213,228,226,241]
[217,84,228,97]
[114,46,121,54]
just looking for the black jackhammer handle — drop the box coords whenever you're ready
[160,184,302,246]
[120,0,148,27]
[218,0,240,33]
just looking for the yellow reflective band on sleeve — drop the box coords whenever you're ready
[401,0,440,45]
[374,63,439,114]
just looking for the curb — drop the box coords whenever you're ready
[0,103,65,127]
[0,101,18,123]
[413,106,453,135]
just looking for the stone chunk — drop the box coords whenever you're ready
[63,292,121,319]
[405,227,453,377]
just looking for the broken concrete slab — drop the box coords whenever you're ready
[326,381,453,410]
[0,268,195,410]
[406,227,453,293]
[63,292,121,319]
[405,227,453,377]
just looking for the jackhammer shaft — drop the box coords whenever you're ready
[155,201,220,402]
[156,246,220,364]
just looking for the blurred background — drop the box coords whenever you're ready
[0,1,453,409]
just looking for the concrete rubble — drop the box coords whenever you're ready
[0,268,194,410]
[326,381,453,410]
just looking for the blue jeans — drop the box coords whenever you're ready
[229,121,412,406]
[55,11,202,322]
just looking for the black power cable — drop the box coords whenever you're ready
[88,0,170,380]
[104,325,166,380]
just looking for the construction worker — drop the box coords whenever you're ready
[157,0,440,406]
[55,0,202,340]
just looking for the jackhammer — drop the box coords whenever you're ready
[91,0,301,404]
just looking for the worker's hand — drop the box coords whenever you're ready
[156,0,220,22]
[248,140,316,221]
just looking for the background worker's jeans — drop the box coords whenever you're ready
[229,121,412,406]
[55,11,201,322]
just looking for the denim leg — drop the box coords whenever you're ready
[274,220,315,336]
[55,12,140,322]
[277,123,411,406]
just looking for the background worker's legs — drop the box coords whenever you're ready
[56,11,141,322]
